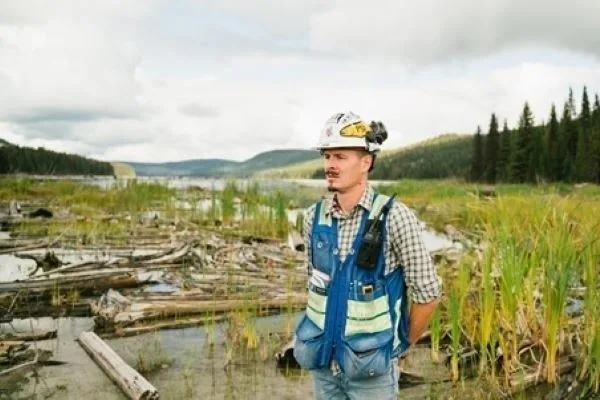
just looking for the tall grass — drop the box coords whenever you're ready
[449,191,599,391]
[496,229,531,374]
[478,247,496,376]
[578,234,600,391]
[448,259,470,381]
[220,180,237,223]
[0,177,174,213]
[430,307,441,363]
[539,209,579,384]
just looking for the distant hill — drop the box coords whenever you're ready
[127,149,320,177]
[259,134,473,180]
[367,134,473,180]
[0,139,114,176]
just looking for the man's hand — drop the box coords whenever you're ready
[408,298,440,345]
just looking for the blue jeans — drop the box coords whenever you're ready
[312,362,399,400]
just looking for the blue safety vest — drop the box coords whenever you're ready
[293,193,410,380]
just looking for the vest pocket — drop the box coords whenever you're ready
[341,329,393,380]
[294,286,329,370]
[345,283,392,337]
[341,282,393,380]
[293,313,326,370]
[311,234,334,275]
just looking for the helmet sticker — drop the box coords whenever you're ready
[340,121,371,138]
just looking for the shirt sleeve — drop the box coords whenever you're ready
[303,204,316,277]
[388,203,442,304]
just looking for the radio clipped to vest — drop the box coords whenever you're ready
[356,194,396,270]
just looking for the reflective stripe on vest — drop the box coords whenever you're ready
[368,194,391,220]
[345,295,392,336]
[317,200,332,226]
[307,290,327,330]
[392,298,402,349]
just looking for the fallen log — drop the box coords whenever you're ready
[78,331,159,400]
[32,260,108,278]
[509,357,576,394]
[141,244,189,265]
[0,240,49,255]
[114,315,228,337]
[0,330,57,342]
[0,341,27,358]
[0,272,139,294]
[110,295,307,325]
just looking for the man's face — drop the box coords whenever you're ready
[322,148,371,192]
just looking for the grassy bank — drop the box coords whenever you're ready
[0,177,294,241]
[376,179,600,394]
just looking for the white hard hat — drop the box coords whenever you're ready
[315,112,382,153]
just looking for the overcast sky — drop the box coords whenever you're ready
[1,1,600,162]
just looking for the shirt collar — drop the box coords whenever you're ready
[326,184,375,217]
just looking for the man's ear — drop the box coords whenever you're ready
[360,152,372,173]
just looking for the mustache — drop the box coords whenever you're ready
[325,169,339,177]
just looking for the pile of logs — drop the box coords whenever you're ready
[2,228,309,334]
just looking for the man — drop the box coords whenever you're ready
[294,112,442,399]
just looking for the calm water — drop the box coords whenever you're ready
[50,175,398,192]
[4,314,311,400]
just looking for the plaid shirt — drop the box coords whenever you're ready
[303,184,442,304]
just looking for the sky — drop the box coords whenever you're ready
[1,0,600,162]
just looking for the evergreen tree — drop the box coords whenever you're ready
[484,113,500,183]
[531,125,545,182]
[568,87,577,118]
[591,93,600,183]
[510,102,535,183]
[470,126,484,182]
[575,86,592,181]
[498,119,512,182]
[545,104,561,181]
[559,102,578,181]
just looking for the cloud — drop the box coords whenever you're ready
[178,104,220,118]
[0,6,145,125]
[308,0,600,64]
[1,1,600,165]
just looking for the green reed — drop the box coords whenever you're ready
[478,246,496,376]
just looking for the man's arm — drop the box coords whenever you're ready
[303,205,316,278]
[408,299,440,345]
[388,203,442,347]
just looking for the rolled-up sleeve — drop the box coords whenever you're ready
[388,203,442,304]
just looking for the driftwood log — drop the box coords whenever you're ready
[0,330,57,342]
[0,271,140,293]
[110,295,307,325]
[78,331,159,400]
[114,315,228,337]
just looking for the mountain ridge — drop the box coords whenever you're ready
[126,149,320,177]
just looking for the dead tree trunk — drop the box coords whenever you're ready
[77,331,159,400]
